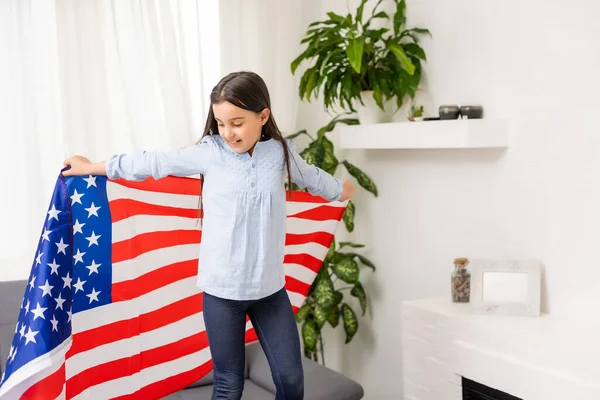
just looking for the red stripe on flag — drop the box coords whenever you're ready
[21,362,65,400]
[245,328,258,343]
[112,230,201,264]
[111,177,201,196]
[112,259,199,302]
[67,293,203,357]
[110,199,201,223]
[285,231,334,248]
[66,332,209,399]
[288,204,345,221]
[285,276,311,297]
[111,359,214,400]
[284,253,323,273]
[286,191,334,203]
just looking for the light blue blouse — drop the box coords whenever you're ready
[106,134,342,300]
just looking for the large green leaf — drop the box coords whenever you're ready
[317,115,359,138]
[331,254,359,283]
[326,11,345,23]
[388,43,415,75]
[300,140,325,169]
[320,136,338,176]
[313,269,335,309]
[314,304,330,328]
[341,303,358,343]
[302,319,318,351]
[333,291,343,305]
[404,43,426,61]
[342,199,355,232]
[296,303,313,322]
[327,305,341,327]
[346,37,364,74]
[342,160,378,196]
[347,253,376,270]
[285,129,309,140]
[351,282,367,316]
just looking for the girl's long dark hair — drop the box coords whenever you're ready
[197,71,293,220]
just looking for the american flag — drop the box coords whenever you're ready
[0,172,346,399]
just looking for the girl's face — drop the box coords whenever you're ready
[213,101,269,155]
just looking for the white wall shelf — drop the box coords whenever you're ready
[338,119,508,150]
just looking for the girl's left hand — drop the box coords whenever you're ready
[339,180,355,202]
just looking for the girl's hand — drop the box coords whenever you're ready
[339,180,355,202]
[62,155,93,176]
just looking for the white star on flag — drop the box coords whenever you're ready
[38,279,54,298]
[87,288,101,304]
[24,327,39,345]
[29,276,36,289]
[86,260,101,275]
[84,202,101,217]
[30,303,47,321]
[48,258,60,275]
[41,228,52,242]
[70,189,85,205]
[55,293,66,310]
[85,231,101,247]
[83,175,97,188]
[55,237,69,255]
[73,219,85,235]
[73,249,86,264]
[73,277,86,293]
[50,315,59,332]
[47,204,61,221]
[35,251,43,266]
[62,272,73,289]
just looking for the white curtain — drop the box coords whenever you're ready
[0,0,220,281]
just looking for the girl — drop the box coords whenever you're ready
[63,71,355,400]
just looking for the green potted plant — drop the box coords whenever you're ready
[286,114,377,365]
[290,0,431,124]
[408,103,424,121]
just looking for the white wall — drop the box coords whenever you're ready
[295,0,600,398]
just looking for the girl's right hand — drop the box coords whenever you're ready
[62,155,93,176]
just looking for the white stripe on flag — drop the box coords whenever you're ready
[73,348,212,399]
[286,201,345,216]
[66,312,205,379]
[112,244,199,284]
[111,215,199,243]
[286,218,341,235]
[107,182,200,209]
[73,277,200,333]
[284,263,318,286]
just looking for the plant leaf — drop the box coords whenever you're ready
[314,304,329,329]
[342,199,355,232]
[351,282,367,316]
[285,129,308,140]
[341,303,358,343]
[394,0,407,35]
[326,11,345,23]
[302,319,318,351]
[333,291,343,305]
[356,0,368,24]
[350,253,376,270]
[320,135,339,176]
[342,160,378,196]
[296,302,313,322]
[388,43,415,75]
[327,305,341,327]
[404,43,426,61]
[339,242,365,249]
[346,37,364,74]
[314,268,335,309]
[331,254,359,284]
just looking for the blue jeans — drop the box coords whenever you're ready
[202,287,304,400]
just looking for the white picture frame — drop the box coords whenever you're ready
[470,259,542,316]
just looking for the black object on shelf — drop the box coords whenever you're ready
[462,377,523,400]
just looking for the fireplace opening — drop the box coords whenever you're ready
[462,377,523,400]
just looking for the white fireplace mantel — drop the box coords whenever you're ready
[400,297,600,400]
